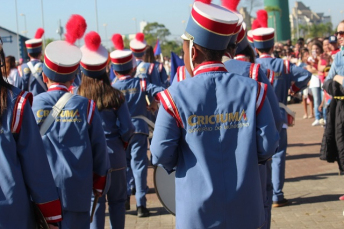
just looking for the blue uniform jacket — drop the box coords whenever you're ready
[99,101,134,169]
[326,50,344,84]
[0,86,61,228]
[224,59,283,132]
[151,62,279,229]
[154,61,170,88]
[171,66,192,85]
[32,86,109,212]
[256,56,311,124]
[112,76,164,135]
[16,60,46,96]
[135,61,163,87]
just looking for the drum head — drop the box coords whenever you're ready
[153,166,176,215]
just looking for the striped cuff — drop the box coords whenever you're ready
[291,84,300,93]
[36,199,62,223]
[93,173,106,194]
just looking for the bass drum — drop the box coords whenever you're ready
[153,166,176,215]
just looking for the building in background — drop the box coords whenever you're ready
[239,7,252,29]
[0,26,29,62]
[290,1,332,39]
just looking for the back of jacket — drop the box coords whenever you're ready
[32,89,108,212]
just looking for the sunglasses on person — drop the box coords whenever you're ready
[335,31,344,36]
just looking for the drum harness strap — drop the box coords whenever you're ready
[39,93,74,136]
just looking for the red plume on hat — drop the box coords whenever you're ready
[195,0,212,4]
[34,28,44,39]
[84,31,101,51]
[252,19,261,30]
[135,33,145,43]
[112,34,124,50]
[257,10,268,28]
[221,0,240,12]
[65,14,87,45]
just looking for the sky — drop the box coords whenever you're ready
[0,0,343,49]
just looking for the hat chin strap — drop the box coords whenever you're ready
[189,39,194,72]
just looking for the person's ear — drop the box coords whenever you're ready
[42,72,48,83]
[191,45,198,62]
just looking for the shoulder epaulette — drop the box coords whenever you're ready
[158,63,163,73]
[177,66,186,82]
[266,69,275,86]
[283,60,290,74]
[249,63,260,81]
[87,100,96,125]
[157,89,184,128]
[140,78,147,92]
[148,63,155,75]
[11,91,33,133]
[256,82,267,115]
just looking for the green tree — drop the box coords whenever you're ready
[143,22,182,58]
[143,22,171,46]
[297,22,334,40]
[123,36,130,50]
[161,40,183,58]
[44,38,55,48]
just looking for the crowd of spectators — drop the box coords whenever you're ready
[273,36,341,127]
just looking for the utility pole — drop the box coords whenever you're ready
[41,0,46,48]
[15,0,20,60]
[56,19,63,40]
[95,0,99,33]
[296,4,299,39]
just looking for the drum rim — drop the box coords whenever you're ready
[153,166,176,216]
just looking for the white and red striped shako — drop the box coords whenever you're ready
[247,30,254,45]
[130,33,147,58]
[80,31,108,78]
[252,28,275,50]
[111,34,133,72]
[236,22,249,54]
[25,28,44,54]
[181,0,238,51]
[43,14,87,82]
[221,0,243,45]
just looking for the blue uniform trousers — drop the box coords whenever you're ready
[272,128,287,202]
[126,166,135,196]
[91,169,127,229]
[126,134,149,207]
[258,164,268,229]
[311,87,323,120]
[59,211,90,229]
[262,160,273,229]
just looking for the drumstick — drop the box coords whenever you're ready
[90,195,100,222]
[146,95,151,106]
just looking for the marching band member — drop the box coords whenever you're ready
[220,5,283,228]
[111,34,164,217]
[143,45,170,88]
[151,1,279,228]
[31,15,109,229]
[130,33,163,87]
[77,31,134,229]
[253,27,311,212]
[16,28,47,96]
[0,37,62,229]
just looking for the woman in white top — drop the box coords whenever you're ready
[1,56,19,86]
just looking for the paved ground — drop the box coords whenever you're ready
[104,103,344,228]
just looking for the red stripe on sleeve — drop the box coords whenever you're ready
[93,173,106,194]
[256,83,268,115]
[36,199,62,223]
